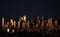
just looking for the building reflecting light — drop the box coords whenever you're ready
[23,16,26,22]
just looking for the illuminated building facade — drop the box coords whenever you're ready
[1,15,59,33]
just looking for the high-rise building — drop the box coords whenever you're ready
[36,16,40,24]
[41,20,45,30]
[27,20,30,29]
[54,20,58,27]
[10,19,14,26]
[54,19,58,31]
[22,21,25,29]
[2,17,4,27]
[48,18,53,31]
[13,21,16,28]
[30,18,34,28]
[45,20,48,29]
[23,15,26,23]
[18,21,20,28]
[41,16,45,30]
[36,16,41,28]
[19,16,23,22]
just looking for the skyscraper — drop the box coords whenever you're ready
[23,15,26,23]
[13,21,16,28]
[19,16,23,22]
[41,16,45,30]
[2,17,4,27]
[22,21,26,29]
[18,21,20,28]
[10,19,14,26]
[48,18,53,31]
[54,19,58,31]
[27,20,30,29]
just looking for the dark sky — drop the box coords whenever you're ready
[0,0,59,20]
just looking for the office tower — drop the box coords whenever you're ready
[21,21,26,32]
[27,20,30,28]
[22,21,25,29]
[46,19,50,31]
[36,16,40,28]
[2,17,4,27]
[10,19,14,26]
[30,18,34,24]
[26,19,30,32]
[36,16,41,26]
[35,19,41,32]
[48,18,53,31]
[13,21,16,28]
[45,20,48,30]
[41,20,45,30]
[19,16,23,22]
[30,18,35,29]
[18,21,20,28]
[41,16,45,30]
[54,19,58,31]
[23,15,26,23]
[54,20,58,27]
[30,18,34,32]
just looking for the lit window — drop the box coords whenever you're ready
[7,28,10,32]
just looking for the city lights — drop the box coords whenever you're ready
[10,19,14,26]
[1,15,58,33]
[18,21,20,28]
[12,29,15,32]
[13,21,16,28]
[2,17,4,27]
[7,28,10,32]
[23,16,26,23]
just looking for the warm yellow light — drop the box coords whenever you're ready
[23,16,26,22]
[7,22,9,25]
[18,21,20,28]
[7,29,10,32]
[22,22,25,28]
[12,29,14,32]
[13,21,16,28]
[2,17,4,27]
[26,20,30,32]
[19,17,24,21]
[10,19,14,26]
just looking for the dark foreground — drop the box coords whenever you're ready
[0,30,60,37]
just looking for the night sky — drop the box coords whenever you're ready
[0,0,59,21]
